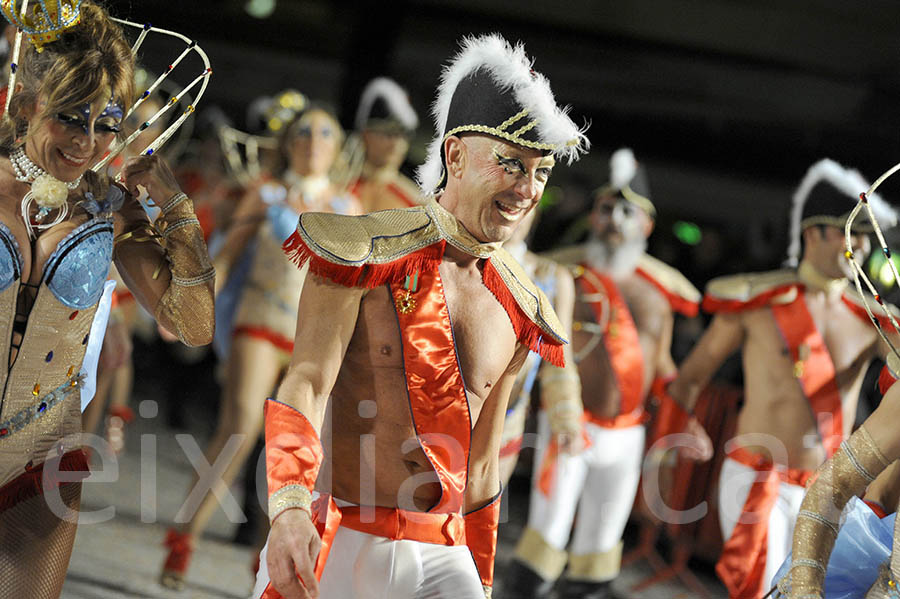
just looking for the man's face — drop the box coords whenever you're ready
[448,135,554,243]
[806,225,870,279]
[26,93,123,182]
[590,194,651,248]
[363,129,409,170]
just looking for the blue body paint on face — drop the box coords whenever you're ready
[57,98,123,135]
[76,103,91,135]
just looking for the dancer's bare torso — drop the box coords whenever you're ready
[318,256,527,511]
[681,289,880,471]
[573,269,672,419]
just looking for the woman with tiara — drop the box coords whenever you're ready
[0,2,215,597]
[160,100,360,589]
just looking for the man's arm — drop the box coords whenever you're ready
[538,265,583,454]
[465,343,530,598]
[265,274,365,599]
[668,312,744,412]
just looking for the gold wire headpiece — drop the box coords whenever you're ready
[1,11,213,173]
[1,0,81,52]
[218,125,277,185]
[844,162,900,362]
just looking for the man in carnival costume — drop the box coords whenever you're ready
[496,201,583,490]
[668,158,900,599]
[505,149,701,599]
[348,76,423,211]
[250,34,588,599]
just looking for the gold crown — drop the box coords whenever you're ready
[1,0,82,52]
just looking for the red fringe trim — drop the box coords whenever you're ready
[702,283,798,314]
[282,230,445,288]
[482,260,565,368]
[635,267,699,317]
[0,449,90,514]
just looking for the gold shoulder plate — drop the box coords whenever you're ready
[705,269,799,304]
[637,254,701,305]
[490,247,568,345]
[295,206,437,266]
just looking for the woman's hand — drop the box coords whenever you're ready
[120,154,181,206]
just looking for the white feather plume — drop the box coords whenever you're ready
[416,33,590,196]
[786,158,897,266]
[354,77,418,132]
[609,148,638,190]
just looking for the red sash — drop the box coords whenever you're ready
[770,293,843,458]
[390,268,471,513]
[579,265,645,418]
[715,446,812,599]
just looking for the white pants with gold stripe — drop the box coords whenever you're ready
[518,411,644,581]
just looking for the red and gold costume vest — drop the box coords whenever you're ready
[550,247,699,428]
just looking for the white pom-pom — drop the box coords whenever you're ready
[31,174,69,209]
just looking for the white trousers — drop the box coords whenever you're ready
[251,525,484,599]
[717,456,806,593]
[526,412,645,556]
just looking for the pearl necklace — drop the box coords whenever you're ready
[11,146,84,238]
[10,146,83,189]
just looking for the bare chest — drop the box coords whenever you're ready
[745,297,875,377]
[343,265,518,404]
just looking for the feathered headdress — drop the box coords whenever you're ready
[596,148,655,218]
[416,33,589,196]
[786,158,898,266]
[354,77,417,133]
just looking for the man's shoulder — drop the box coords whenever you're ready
[291,205,438,267]
[387,174,424,206]
[703,269,800,313]
[841,284,900,326]
[635,254,701,317]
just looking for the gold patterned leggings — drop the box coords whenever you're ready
[0,482,81,599]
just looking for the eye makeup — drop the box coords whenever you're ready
[55,98,123,135]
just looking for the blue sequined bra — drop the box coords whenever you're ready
[0,219,114,309]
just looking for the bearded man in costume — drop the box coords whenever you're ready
[250,34,588,599]
[348,77,422,211]
[669,158,900,599]
[505,149,700,599]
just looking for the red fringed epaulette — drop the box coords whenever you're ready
[634,254,701,317]
[702,270,800,314]
[282,204,567,367]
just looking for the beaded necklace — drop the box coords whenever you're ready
[11,146,83,238]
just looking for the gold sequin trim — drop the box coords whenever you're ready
[269,484,312,523]
[495,108,529,132]
[442,124,558,151]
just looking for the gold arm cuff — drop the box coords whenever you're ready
[540,364,583,435]
[268,484,312,524]
[785,424,891,596]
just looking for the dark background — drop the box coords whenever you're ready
[102,0,900,289]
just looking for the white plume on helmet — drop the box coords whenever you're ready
[354,77,418,132]
[416,33,590,196]
[786,158,898,266]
